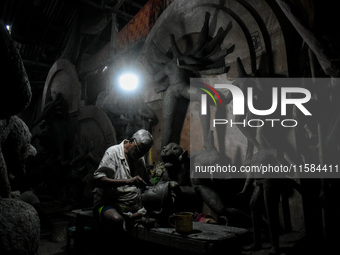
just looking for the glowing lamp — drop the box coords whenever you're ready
[119,73,139,91]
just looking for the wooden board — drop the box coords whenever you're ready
[77,105,117,160]
[71,209,249,255]
[41,59,81,114]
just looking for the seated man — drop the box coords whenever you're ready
[93,129,153,231]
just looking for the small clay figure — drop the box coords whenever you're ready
[239,148,303,255]
[142,142,195,225]
[238,149,282,254]
[157,142,190,187]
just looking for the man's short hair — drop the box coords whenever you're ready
[132,129,154,150]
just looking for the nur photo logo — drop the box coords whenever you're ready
[193,78,313,128]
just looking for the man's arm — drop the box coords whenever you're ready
[94,175,146,189]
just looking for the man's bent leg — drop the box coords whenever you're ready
[102,208,125,231]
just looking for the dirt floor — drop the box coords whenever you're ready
[38,217,96,255]
[38,238,69,255]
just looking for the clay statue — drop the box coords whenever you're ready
[230,68,303,253]
[155,142,190,187]
[0,22,40,255]
[238,149,283,254]
[0,21,34,199]
[0,116,37,198]
[192,130,250,226]
[233,56,301,166]
[0,198,40,255]
[230,58,305,253]
[238,147,302,254]
[0,100,40,255]
[149,12,234,148]
[142,142,196,225]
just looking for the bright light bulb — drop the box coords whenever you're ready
[5,25,11,34]
[119,73,138,91]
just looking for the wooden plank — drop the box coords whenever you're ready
[131,222,249,254]
[72,209,249,254]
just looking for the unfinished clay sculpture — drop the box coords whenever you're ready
[149,12,234,147]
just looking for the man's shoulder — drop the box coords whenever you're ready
[105,140,125,152]
[105,144,120,151]
[102,140,126,159]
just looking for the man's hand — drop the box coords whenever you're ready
[127,176,147,188]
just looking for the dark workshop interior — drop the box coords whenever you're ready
[1,0,340,254]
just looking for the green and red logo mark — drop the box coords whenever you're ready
[198,82,222,115]
[199,82,222,107]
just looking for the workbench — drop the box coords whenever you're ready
[68,208,249,254]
